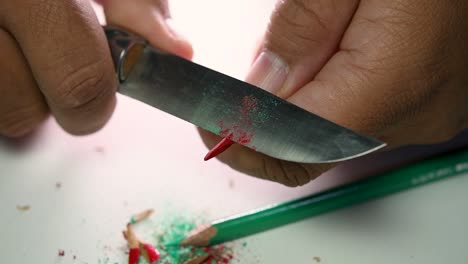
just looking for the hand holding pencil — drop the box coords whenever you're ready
[198,0,468,187]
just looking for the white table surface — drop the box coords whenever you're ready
[1,1,468,263]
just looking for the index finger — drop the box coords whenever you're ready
[0,0,117,134]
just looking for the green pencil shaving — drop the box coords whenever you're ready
[167,149,468,247]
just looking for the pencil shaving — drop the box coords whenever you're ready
[183,254,209,264]
[130,208,154,224]
[16,205,31,212]
[140,242,160,263]
[126,224,139,249]
[124,229,160,263]
[128,248,140,264]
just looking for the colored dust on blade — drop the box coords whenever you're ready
[217,95,259,146]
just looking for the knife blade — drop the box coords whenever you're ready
[104,27,385,163]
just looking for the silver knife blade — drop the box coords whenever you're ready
[105,27,385,163]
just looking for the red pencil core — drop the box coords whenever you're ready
[204,137,235,161]
[128,248,140,264]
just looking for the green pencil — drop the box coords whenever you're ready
[170,149,468,247]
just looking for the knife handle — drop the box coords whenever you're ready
[103,26,146,83]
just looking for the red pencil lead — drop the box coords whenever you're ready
[125,224,141,264]
[141,242,160,264]
[124,225,160,264]
[128,248,140,264]
[204,137,234,161]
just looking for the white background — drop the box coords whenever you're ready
[1,1,467,263]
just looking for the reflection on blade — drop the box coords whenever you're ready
[119,47,385,163]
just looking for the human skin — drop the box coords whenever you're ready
[1,0,466,187]
[198,0,468,186]
[0,0,116,136]
[0,0,191,137]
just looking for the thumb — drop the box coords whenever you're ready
[99,0,193,60]
[247,0,358,97]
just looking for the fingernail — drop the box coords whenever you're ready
[277,66,302,98]
[245,51,289,95]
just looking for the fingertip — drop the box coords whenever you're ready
[104,0,194,60]
[147,35,193,61]
[176,39,194,60]
[49,53,117,136]
[142,18,193,60]
[3,0,118,137]
[251,33,265,65]
[164,19,193,60]
[54,89,117,136]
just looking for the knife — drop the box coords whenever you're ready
[104,26,385,163]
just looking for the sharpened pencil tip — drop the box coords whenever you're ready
[203,152,214,161]
[203,137,234,161]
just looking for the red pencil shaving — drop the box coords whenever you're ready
[128,248,140,264]
[123,226,160,264]
[141,243,160,263]
[125,224,141,264]
[204,137,234,161]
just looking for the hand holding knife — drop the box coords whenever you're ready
[104,26,385,163]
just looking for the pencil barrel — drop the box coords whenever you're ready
[210,149,468,245]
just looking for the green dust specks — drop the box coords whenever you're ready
[150,214,236,264]
[153,215,198,263]
[242,95,275,125]
[98,207,252,264]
